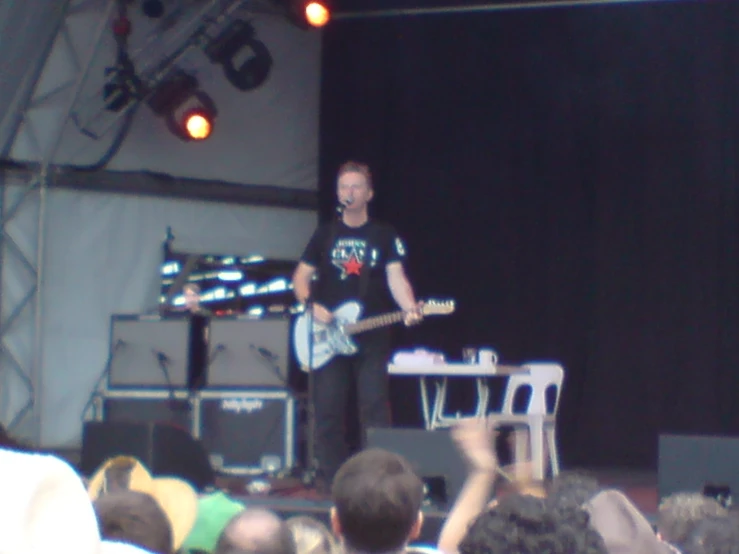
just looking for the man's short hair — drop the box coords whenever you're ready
[547,469,601,510]
[94,490,173,554]
[658,493,728,545]
[331,448,423,553]
[680,515,739,554]
[183,283,201,294]
[286,515,337,554]
[215,509,295,554]
[459,494,607,554]
[337,161,373,189]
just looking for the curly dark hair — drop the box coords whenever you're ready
[679,515,739,554]
[459,494,607,554]
[547,470,601,511]
[658,493,728,546]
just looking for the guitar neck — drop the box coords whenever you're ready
[345,310,405,335]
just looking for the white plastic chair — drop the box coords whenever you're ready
[486,362,564,481]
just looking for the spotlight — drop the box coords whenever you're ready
[147,70,217,142]
[304,1,330,27]
[141,0,165,18]
[204,20,272,92]
[184,110,212,140]
[284,0,331,29]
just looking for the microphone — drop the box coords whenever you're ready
[250,344,278,361]
[336,198,354,214]
[152,349,169,364]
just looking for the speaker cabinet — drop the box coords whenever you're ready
[207,317,291,387]
[80,421,214,491]
[367,427,467,508]
[659,434,739,503]
[109,315,190,388]
[196,389,295,474]
[93,389,194,433]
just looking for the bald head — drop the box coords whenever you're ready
[215,509,295,554]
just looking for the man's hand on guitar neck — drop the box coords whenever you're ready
[403,301,424,326]
[311,303,334,324]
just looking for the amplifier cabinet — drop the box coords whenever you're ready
[207,317,291,387]
[109,315,191,388]
[92,388,196,436]
[196,389,295,475]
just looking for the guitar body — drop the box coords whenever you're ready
[293,297,456,372]
[294,301,363,371]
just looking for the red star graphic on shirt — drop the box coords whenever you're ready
[342,254,363,276]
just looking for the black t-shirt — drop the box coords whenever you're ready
[300,220,408,317]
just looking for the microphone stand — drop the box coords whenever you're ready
[81,339,124,421]
[154,350,184,410]
[302,204,345,489]
[302,292,320,487]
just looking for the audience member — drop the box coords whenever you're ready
[87,455,199,552]
[0,447,152,553]
[286,515,338,554]
[215,508,295,554]
[331,448,425,554]
[658,492,728,546]
[437,419,499,554]
[680,515,739,554]
[459,493,606,554]
[547,469,601,510]
[182,491,247,554]
[586,489,678,554]
[94,490,173,554]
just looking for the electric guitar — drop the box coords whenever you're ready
[294,299,456,371]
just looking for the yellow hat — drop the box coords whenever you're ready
[88,456,198,551]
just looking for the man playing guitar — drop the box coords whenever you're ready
[292,160,423,486]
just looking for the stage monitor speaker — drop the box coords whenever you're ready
[367,427,466,508]
[659,433,739,504]
[109,316,190,388]
[207,317,291,387]
[80,421,214,491]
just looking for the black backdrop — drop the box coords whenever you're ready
[317,0,739,469]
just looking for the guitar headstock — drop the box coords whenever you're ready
[421,299,456,316]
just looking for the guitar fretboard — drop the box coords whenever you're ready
[344,310,406,335]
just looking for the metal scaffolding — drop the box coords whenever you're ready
[0,0,118,442]
[0,0,272,443]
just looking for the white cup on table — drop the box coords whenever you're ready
[478,348,498,366]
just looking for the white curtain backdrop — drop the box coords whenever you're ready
[28,186,315,447]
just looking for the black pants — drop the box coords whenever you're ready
[312,334,392,484]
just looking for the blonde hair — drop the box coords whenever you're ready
[286,515,338,554]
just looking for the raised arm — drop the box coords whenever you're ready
[437,419,499,554]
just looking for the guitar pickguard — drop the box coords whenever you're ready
[324,321,358,356]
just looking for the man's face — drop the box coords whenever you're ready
[184,288,200,310]
[337,171,373,213]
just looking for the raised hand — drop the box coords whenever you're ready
[451,417,498,474]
